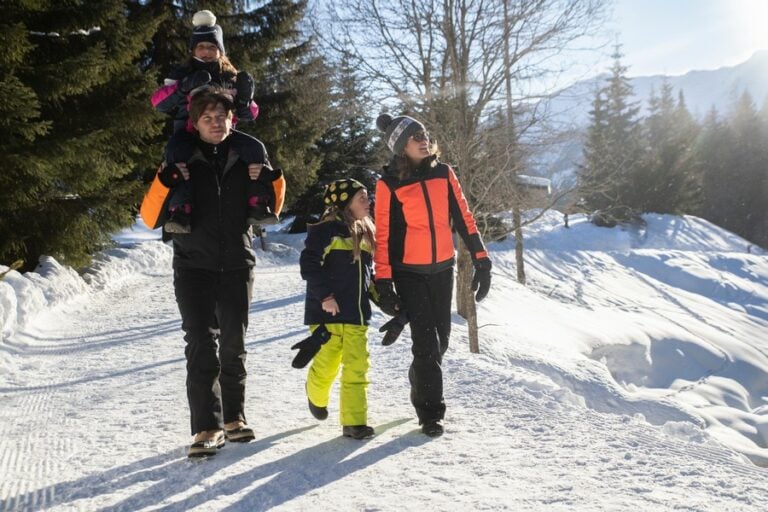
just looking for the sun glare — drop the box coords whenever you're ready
[729,0,768,52]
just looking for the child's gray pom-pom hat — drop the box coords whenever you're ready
[376,113,426,155]
[190,10,226,54]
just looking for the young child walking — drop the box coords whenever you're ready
[151,10,279,233]
[295,179,377,440]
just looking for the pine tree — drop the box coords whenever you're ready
[1,1,163,271]
[696,95,768,248]
[760,95,768,126]
[289,55,383,232]
[136,0,331,204]
[638,81,699,214]
[578,47,642,223]
[728,92,768,246]
[579,89,610,209]
[695,107,732,228]
[757,97,768,247]
[673,91,703,211]
[250,42,331,204]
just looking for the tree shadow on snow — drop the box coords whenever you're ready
[145,418,422,512]
[248,294,304,315]
[97,425,318,512]
[0,447,174,512]
[0,427,314,511]
[0,329,304,394]
[3,318,182,356]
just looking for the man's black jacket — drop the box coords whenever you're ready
[171,137,256,271]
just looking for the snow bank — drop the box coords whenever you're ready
[0,257,93,376]
[483,210,768,464]
[1,258,88,341]
[1,217,171,346]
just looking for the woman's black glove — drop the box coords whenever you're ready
[179,70,212,94]
[291,324,331,369]
[374,279,402,316]
[379,311,408,346]
[472,258,492,302]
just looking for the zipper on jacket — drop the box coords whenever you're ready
[215,168,223,271]
[419,181,438,264]
[357,255,364,325]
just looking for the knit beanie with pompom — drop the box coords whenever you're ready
[375,113,426,155]
[189,10,225,54]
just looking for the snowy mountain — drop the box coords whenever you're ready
[548,49,768,129]
[535,50,768,186]
[1,213,767,510]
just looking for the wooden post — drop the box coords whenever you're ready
[513,206,526,285]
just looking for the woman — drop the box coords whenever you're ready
[373,113,492,437]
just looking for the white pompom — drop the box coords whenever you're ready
[192,10,216,27]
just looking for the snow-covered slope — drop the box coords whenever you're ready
[0,213,767,511]
[489,212,768,464]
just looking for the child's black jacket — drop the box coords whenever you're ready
[300,219,373,326]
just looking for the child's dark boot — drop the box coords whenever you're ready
[165,204,192,234]
[246,196,279,226]
[342,425,375,440]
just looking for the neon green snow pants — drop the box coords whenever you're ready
[306,323,370,426]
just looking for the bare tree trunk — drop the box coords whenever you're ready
[513,206,526,285]
[456,238,469,319]
[505,0,525,287]
[456,239,479,353]
[467,286,479,354]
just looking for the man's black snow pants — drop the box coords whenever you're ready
[174,267,254,435]
[393,267,453,424]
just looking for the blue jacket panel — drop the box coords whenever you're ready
[300,219,373,326]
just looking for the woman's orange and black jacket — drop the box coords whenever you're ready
[374,155,488,280]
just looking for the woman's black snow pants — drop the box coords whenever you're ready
[394,267,453,424]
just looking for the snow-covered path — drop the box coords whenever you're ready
[2,244,768,511]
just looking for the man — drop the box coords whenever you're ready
[141,87,282,457]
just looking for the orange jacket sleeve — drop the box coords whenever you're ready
[373,178,393,280]
[271,168,286,216]
[447,166,488,262]
[139,168,172,230]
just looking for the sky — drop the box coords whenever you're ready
[606,0,768,77]
[2,213,768,509]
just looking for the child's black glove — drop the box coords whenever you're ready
[157,163,185,188]
[291,324,331,369]
[179,70,211,94]
[472,257,492,302]
[374,279,402,316]
[235,71,255,118]
[379,311,408,346]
